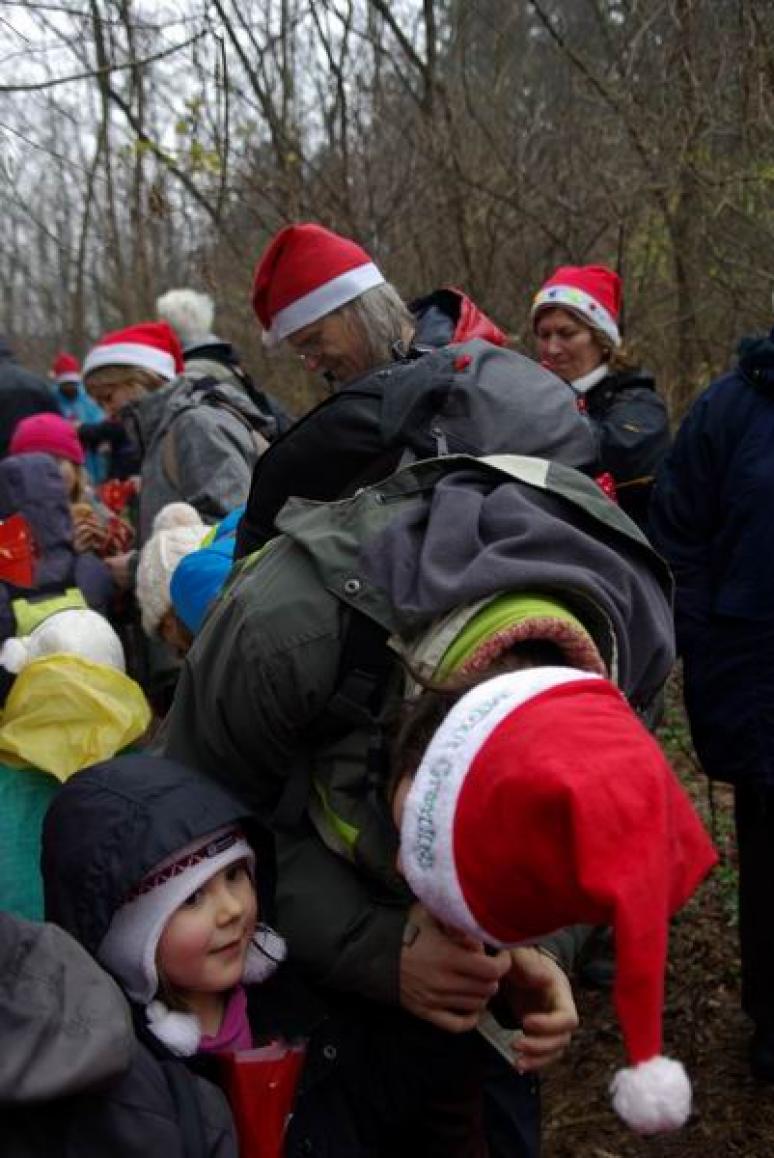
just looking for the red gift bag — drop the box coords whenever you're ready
[0,514,34,588]
[218,1040,307,1158]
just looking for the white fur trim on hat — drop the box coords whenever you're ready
[0,609,125,674]
[146,1000,202,1056]
[610,1056,691,1134]
[157,289,216,348]
[532,284,621,347]
[56,371,81,385]
[98,828,255,1006]
[136,503,207,636]
[83,341,177,381]
[267,262,385,345]
[400,667,601,946]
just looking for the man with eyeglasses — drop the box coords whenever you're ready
[235,223,596,558]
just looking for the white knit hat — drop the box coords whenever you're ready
[136,503,208,636]
[0,608,126,674]
[98,825,286,1055]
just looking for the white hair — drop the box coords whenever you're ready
[156,289,215,346]
[337,282,415,369]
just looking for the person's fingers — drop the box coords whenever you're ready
[521,1008,579,1035]
[517,1026,574,1055]
[424,988,495,1012]
[423,1006,481,1034]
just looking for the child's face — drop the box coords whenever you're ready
[156,861,258,999]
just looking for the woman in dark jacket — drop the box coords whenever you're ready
[532,264,671,529]
[649,325,774,1082]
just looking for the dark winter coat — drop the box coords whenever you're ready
[1,911,135,1158]
[234,334,597,559]
[0,338,58,458]
[0,454,113,644]
[649,328,774,786]
[581,367,671,529]
[164,454,674,1004]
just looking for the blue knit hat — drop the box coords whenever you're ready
[170,507,242,633]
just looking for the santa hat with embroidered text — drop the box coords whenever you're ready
[400,667,717,1136]
[51,352,81,384]
[251,223,385,345]
[532,265,622,348]
[83,322,184,381]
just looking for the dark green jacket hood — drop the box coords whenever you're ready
[42,754,267,956]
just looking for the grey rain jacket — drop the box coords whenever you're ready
[1,911,135,1157]
[137,354,272,544]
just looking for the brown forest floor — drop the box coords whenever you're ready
[542,673,774,1157]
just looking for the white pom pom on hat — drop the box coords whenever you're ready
[0,609,125,673]
[399,666,718,1135]
[156,288,217,350]
[0,636,30,674]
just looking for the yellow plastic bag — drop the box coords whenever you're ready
[0,654,152,780]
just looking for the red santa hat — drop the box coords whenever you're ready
[532,265,622,347]
[51,352,81,384]
[251,223,385,345]
[400,667,717,1136]
[83,322,184,381]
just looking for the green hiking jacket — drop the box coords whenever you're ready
[163,454,674,1002]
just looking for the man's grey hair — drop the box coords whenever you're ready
[337,282,415,370]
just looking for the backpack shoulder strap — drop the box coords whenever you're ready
[270,610,394,832]
[159,378,268,489]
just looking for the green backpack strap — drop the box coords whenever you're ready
[11,588,87,637]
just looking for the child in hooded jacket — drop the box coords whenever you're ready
[41,754,489,1158]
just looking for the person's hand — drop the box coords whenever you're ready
[71,509,103,554]
[399,902,511,1033]
[103,550,135,590]
[500,946,579,1073]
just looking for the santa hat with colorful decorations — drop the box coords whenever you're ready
[50,352,81,384]
[251,222,385,345]
[400,667,717,1136]
[83,322,184,382]
[532,265,623,348]
[98,825,286,1056]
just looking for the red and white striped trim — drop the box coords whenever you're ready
[83,342,178,381]
[532,284,621,347]
[400,667,601,945]
[267,262,385,345]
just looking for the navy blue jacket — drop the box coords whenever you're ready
[650,329,774,785]
[0,454,113,644]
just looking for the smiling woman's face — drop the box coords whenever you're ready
[534,307,606,383]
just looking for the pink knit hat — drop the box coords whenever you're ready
[9,413,85,465]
